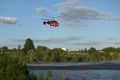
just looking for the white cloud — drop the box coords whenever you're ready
[60,19,87,29]
[34,36,80,44]
[36,7,48,13]
[59,6,111,20]
[71,40,101,46]
[114,42,120,45]
[12,36,80,44]
[0,16,17,24]
[111,17,120,20]
[10,37,120,49]
[55,0,79,7]
[55,0,112,29]
[12,39,25,43]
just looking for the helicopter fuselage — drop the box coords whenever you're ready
[43,20,59,27]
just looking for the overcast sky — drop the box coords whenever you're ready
[0,0,120,50]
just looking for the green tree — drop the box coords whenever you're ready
[51,48,66,62]
[27,49,35,63]
[0,54,29,80]
[0,46,9,53]
[36,46,49,63]
[102,47,116,53]
[88,47,96,54]
[23,38,35,55]
[112,53,119,60]
[66,55,72,62]
[89,52,102,62]
[18,44,21,50]
[36,46,48,53]
[105,53,112,60]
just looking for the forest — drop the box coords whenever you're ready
[1,38,120,63]
[0,38,120,80]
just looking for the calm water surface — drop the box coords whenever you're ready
[30,69,120,80]
[29,61,120,80]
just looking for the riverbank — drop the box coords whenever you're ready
[27,61,120,70]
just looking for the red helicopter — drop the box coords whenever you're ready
[34,16,59,27]
[42,19,59,27]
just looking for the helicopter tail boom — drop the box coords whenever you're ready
[43,21,47,25]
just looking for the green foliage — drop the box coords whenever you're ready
[89,52,102,62]
[35,46,49,63]
[1,46,9,52]
[50,48,67,62]
[38,74,46,80]
[26,49,36,63]
[46,70,54,80]
[66,55,72,62]
[36,46,48,53]
[102,47,120,53]
[0,54,29,80]
[1,38,120,80]
[103,52,112,60]
[37,70,54,80]
[88,47,97,54]
[112,53,119,60]
[23,38,35,54]
[29,72,37,80]
[1,38,120,65]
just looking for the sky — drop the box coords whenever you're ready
[0,0,120,50]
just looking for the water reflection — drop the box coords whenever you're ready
[28,61,120,80]
[30,70,120,80]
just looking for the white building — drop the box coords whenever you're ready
[61,48,68,51]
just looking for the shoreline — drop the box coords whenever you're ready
[27,61,120,70]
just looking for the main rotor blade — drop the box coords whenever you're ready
[33,16,49,20]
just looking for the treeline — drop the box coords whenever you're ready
[0,38,120,63]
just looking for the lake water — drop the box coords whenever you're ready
[29,69,120,80]
[28,61,120,80]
